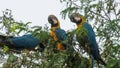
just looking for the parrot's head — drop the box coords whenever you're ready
[48,15,60,27]
[69,13,85,25]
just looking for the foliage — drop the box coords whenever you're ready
[60,0,120,68]
[0,9,89,68]
[0,9,31,36]
[0,0,120,67]
[31,24,50,43]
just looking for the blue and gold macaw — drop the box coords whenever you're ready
[69,13,106,67]
[48,15,67,50]
[0,34,45,51]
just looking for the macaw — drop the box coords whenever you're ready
[0,34,45,51]
[48,15,67,50]
[69,13,106,67]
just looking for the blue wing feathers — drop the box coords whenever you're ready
[82,23,99,60]
[12,34,40,48]
[82,23,96,43]
[55,28,67,41]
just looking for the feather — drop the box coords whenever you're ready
[11,34,40,48]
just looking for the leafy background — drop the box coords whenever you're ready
[0,0,120,68]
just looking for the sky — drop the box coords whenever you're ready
[0,0,75,32]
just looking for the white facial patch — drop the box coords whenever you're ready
[75,17,81,21]
[53,19,58,24]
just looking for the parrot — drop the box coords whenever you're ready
[69,13,106,67]
[0,34,45,51]
[48,15,68,50]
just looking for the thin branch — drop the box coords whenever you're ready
[72,1,81,7]
[89,9,108,21]
[102,8,112,22]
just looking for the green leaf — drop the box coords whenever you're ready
[3,45,9,53]
[7,54,18,62]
